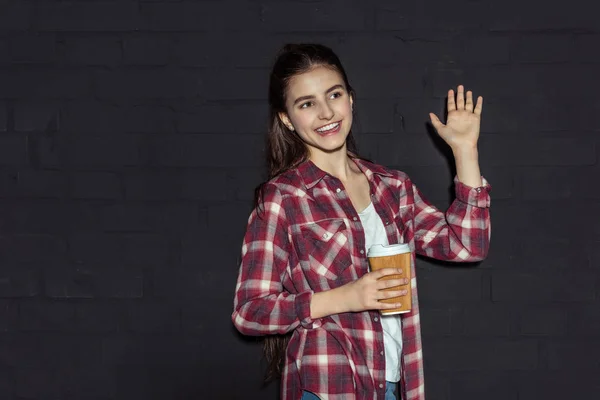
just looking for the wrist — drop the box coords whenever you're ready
[452,145,479,160]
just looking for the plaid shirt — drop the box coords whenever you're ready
[232,158,491,400]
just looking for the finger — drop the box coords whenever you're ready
[447,89,456,111]
[429,113,444,132]
[377,278,409,290]
[465,90,474,112]
[377,289,409,300]
[373,268,403,279]
[474,96,483,116]
[456,85,465,110]
[378,301,403,310]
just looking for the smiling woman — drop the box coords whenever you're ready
[231,43,492,400]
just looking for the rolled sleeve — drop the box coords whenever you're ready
[454,176,491,208]
[295,290,323,329]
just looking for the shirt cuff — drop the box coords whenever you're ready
[454,176,491,208]
[295,290,323,329]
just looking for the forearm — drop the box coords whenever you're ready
[453,146,483,188]
[310,286,349,319]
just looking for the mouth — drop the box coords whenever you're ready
[315,121,342,136]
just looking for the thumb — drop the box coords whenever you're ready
[429,113,444,132]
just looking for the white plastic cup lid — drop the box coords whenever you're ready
[367,243,410,258]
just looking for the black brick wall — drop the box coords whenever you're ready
[0,0,599,399]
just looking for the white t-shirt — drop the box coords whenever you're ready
[358,202,403,383]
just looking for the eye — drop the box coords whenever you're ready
[300,101,313,109]
[330,91,343,99]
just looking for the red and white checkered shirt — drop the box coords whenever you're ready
[232,158,491,400]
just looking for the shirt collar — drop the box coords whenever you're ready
[296,157,393,190]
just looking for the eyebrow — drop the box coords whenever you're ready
[292,84,345,106]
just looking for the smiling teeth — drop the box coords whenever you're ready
[317,122,339,132]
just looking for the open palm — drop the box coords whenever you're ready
[429,85,483,151]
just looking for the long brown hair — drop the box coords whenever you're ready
[257,43,361,382]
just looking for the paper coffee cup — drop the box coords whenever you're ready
[367,243,411,315]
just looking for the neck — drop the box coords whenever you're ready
[309,147,356,182]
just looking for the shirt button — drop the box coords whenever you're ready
[380,351,384,356]
[353,216,358,221]
[336,188,341,193]
[379,383,384,389]
[373,317,379,322]
[360,249,364,255]
[322,233,328,239]
[385,220,390,225]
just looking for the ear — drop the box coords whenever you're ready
[278,112,294,131]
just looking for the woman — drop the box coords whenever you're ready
[232,43,491,400]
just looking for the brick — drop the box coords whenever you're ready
[260,1,367,32]
[413,263,484,303]
[432,65,600,99]
[0,135,27,165]
[124,34,170,65]
[75,303,126,333]
[61,100,125,135]
[0,70,91,99]
[123,169,180,201]
[70,171,122,199]
[511,35,574,64]
[393,98,440,135]
[0,1,31,31]
[172,32,284,68]
[460,36,511,66]
[521,167,571,200]
[128,302,181,332]
[154,263,238,300]
[0,39,7,66]
[207,203,254,244]
[0,266,39,298]
[61,35,122,66]
[491,271,595,303]
[67,136,140,167]
[567,304,600,337]
[195,69,269,101]
[376,1,487,31]
[230,168,267,202]
[19,302,76,331]
[489,0,597,31]
[1,169,68,198]
[8,32,56,64]
[139,2,260,32]
[449,372,518,400]
[14,100,59,133]
[175,103,268,134]
[146,134,264,167]
[480,137,596,166]
[0,234,67,264]
[36,3,140,32]
[68,233,124,265]
[453,305,512,336]
[126,104,175,134]
[2,334,102,367]
[547,340,600,370]
[516,371,600,399]
[101,204,167,232]
[425,338,538,371]
[0,300,18,331]
[123,234,169,267]
[95,70,199,99]
[45,266,143,299]
[0,101,7,132]
[350,66,425,99]
[179,169,233,202]
[574,34,600,63]
[513,238,589,271]
[516,307,568,336]
[376,135,449,167]
[352,100,395,134]
[181,301,235,335]
[0,201,71,234]
[418,306,452,337]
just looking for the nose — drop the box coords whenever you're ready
[318,103,334,120]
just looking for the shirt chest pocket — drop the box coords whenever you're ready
[294,219,352,283]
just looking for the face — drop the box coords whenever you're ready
[279,65,353,159]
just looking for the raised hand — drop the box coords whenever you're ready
[429,85,483,152]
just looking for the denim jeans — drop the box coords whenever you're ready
[301,381,399,400]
